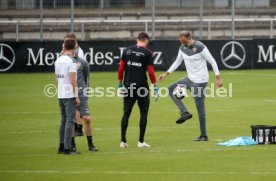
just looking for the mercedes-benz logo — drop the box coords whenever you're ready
[220,41,246,69]
[0,43,15,72]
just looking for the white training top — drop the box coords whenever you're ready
[55,55,77,99]
[167,41,220,83]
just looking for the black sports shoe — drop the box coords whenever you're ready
[63,149,81,155]
[193,136,208,141]
[75,129,84,137]
[71,139,77,152]
[71,146,77,152]
[74,123,84,137]
[58,144,64,154]
[88,145,98,151]
[176,112,193,124]
[58,147,64,154]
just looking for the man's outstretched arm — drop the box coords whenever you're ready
[159,50,183,82]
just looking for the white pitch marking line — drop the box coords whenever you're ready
[225,73,276,77]
[0,109,243,115]
[264,99,276,102]
[0,147,269,158]
[7,130,54,134]
[207,110,245,112]
[255,73,276,77]
[176,147,268,152]
[0,112,59,114]
[0,125,257,134]
[0,170,275,175]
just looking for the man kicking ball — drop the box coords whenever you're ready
[159,31,223,141]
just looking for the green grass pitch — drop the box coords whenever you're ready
[0,70,276,181]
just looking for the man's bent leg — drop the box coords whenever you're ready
[168,77,191,115]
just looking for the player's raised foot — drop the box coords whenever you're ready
[120,142,128,148]
[176,112,193,124]
[63,149,81,155]
[88,144,98,151]
[138,142,150,148]
[193,136,208,142]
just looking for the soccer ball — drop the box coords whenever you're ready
[173,85,187,99]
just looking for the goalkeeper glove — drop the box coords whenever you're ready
[117,82,124,99]
[154,86,159,102]
[118,82,123,88]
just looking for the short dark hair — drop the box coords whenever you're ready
[64,33,77,41]
[179,31,192,38]
[137,32,150,41]
[64,38,76,50]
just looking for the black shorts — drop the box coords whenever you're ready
[77,97,90,117]
[123,86,150,113]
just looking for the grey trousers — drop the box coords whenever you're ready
[58,98,76,149]
[168,77,208,136]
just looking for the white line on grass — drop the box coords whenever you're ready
[176,147,268,152]
[0,112,59,114]
[255,73,276,77]
[264,99,276,102]
[225,73,276,77]
[0,170,275,175]
[86,147,268,154]
[1,109,244,115]
[207,110,245,112]
[0,147,268,158]
[1,125,249,135]
[6,130,55,134]
[0,124,254,135]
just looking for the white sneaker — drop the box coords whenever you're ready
[120,142,128,148]
[138,142,150,148]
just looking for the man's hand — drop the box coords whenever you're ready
[117,82,124,99]
[158,72,169,82]
[216,75,223,88]
[75,97,80,106]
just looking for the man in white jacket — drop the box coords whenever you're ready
[159,31,223,141]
